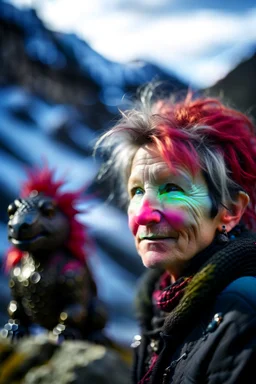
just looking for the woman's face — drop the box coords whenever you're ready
[127,145,223,281]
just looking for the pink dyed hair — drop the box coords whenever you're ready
[153,95,256,226]
[6,166,91,269]
[95,89,256,229]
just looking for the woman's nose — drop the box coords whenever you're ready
[135,200,162,225]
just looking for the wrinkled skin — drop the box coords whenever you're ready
[3,194,107,342]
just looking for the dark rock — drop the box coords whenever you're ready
[206,51,256,122]
[0,336,131,384]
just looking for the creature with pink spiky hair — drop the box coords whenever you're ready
[2,166,107,342]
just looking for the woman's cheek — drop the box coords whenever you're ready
[161,194,200,229]
[128,204,139,236]
[128,214,139,236]
[163,208,188,230]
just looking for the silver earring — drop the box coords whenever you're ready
[217,225,229,244]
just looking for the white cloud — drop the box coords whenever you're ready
[7,0,256,86]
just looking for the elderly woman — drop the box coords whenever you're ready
[95,86,256,384]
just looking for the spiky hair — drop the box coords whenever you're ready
[95,85,256,229]
[6,166,90,269]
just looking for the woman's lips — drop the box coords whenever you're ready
[139,235,177,241]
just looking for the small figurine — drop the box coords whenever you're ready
[3,166,107,341]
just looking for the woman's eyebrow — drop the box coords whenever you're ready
[128,166,194,189]
[153,168,193,188]
[172,174,193,188]
[128,175,141,189]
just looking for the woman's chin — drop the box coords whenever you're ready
[138,239,177,268]
[141,250,169,269]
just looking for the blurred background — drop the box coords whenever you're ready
[0,0,255,348]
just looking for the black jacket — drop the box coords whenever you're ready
[132,231,256,384]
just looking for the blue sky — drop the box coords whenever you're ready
[7,0,256,87]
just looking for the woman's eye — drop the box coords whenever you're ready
[131,187,144,197]
[159,183,183,194]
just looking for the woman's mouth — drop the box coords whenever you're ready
[140,235,177,241]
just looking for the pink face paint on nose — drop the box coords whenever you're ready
[163,209,186,230]
[128,201,161,236]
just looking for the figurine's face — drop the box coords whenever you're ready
[127,145,223,282]
[7,194,69,253]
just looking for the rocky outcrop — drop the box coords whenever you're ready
[0,336,131,384]
[207,51,256,121]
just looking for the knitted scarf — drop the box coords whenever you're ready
[152,273,192,313]
[138,275,192,384]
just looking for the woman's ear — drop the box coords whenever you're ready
[218,191,250,232]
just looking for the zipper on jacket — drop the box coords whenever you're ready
[162,352,188,384]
